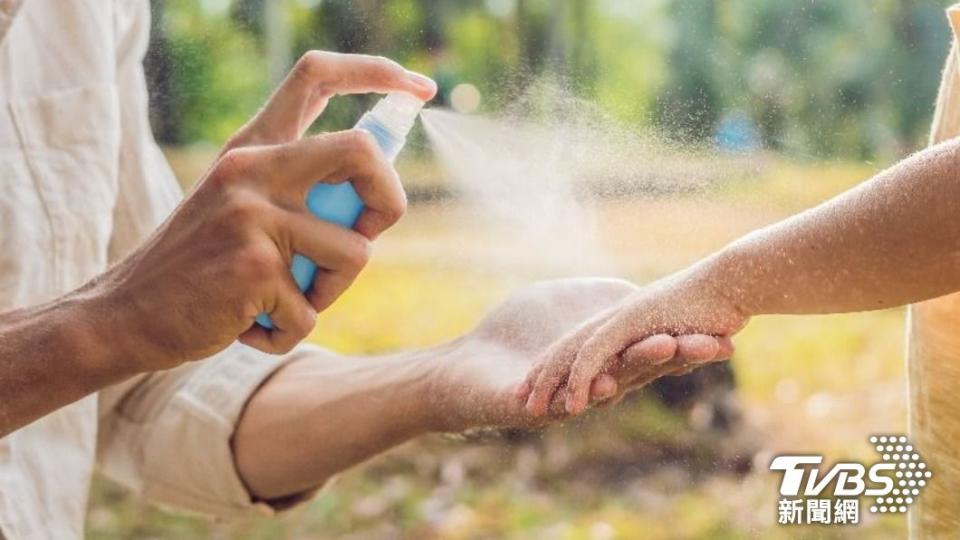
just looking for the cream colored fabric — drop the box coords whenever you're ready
[908,5,960,539]
[0,2,315,538]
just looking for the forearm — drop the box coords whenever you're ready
[700,137,960,316]
[0,292,135,437]
[232,347,446,501]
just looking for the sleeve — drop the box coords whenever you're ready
[97,1,324,519]
[97,344,326,519]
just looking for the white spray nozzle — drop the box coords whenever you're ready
[368,92,425,138]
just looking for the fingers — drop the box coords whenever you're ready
[252,51,436,142]
[614,334,724,391]
[516,332,730,419]
[282,210,373,311]
[521,316,608,416]
[540,376,617,418]
[675,334,721,363]
[562,333,731,415]
[590,374,619,402]
[310,132,405,238]
[264,131,407,239]
[586,334,676,392]
[647,335,731,380]
[239,272,317,354]
[668,334,732,376]
[517,364,623,417]
[715,335,735,359]
[263,131,383,192]
[524,351,574,417]
[291,51,436,103]
[615,334,677,376]
[564,314,640,415]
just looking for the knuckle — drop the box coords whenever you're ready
[343,235,372,270]
[267,143,296,171]
[293,50,331,81]
[222,189,269,224]
[371,55,406,81]
[222,132,246,153]
[241,243,279,281]
[217,147,255,177]
[342,129,380,162]
[384,171,407,221]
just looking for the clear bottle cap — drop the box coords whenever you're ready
[368,92,425,138]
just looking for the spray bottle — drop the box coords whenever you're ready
[257,92,425,328]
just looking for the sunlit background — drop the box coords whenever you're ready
[88,1,956,538]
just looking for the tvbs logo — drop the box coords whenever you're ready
[770,435,932,526]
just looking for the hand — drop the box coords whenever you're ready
[224,51,436,238]
[230,278,730,499]
[518,268,747,417]
[88,52,436,372]
[425,278,733,432]
[90,132,397,370]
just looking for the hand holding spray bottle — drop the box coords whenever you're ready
[257,92,425,328]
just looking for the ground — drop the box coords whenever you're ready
[86,156,911,539]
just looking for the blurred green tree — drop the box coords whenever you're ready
[145,0,955,159]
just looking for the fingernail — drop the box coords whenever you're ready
[406,70,437,92]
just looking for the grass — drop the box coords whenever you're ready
[87,155,911,539]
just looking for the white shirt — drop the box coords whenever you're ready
[0,2,313,538]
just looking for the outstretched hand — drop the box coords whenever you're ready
[516,270,746,418]
[428,278,733,432]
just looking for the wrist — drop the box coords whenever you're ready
[66,281,149,379]
[14,290,142,391]
[399,345,462,434]
[694,245,760,319]
[418,338,522,434]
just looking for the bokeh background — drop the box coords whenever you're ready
[88,1,957,538]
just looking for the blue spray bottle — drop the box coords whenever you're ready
[257,92,425,328]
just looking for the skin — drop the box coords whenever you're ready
[232,278,731,500]
[0,52,433,437]
[520,134,960,416]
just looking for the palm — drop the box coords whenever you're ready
[470,278,638,354]
[433,278,638,431]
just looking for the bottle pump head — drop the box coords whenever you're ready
[367,92,425,138]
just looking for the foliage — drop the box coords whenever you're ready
[150,0,954,158]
